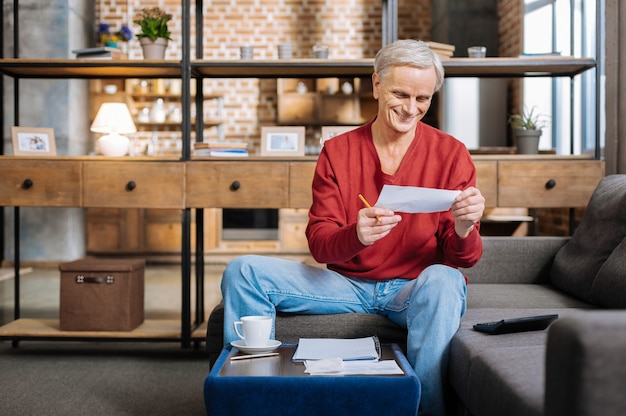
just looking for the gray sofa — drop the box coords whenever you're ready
[206,174,626,416]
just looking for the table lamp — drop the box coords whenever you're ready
[90,102,137,156]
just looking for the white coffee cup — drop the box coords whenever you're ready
[233,316,272,347]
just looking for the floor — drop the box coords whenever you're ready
[0,263,226,333]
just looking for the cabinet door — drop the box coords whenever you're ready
[186,161,289,208]
[289,162,316,208]
[474,161,497,208]
[83,161,185,208]
[0,159,81,206]
[498,160,604,207]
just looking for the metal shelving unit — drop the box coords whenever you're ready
[0,1,598,348]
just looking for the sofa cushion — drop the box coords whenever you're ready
[449,308,588,416]
[466,345,545,416]
[274,312,407,349]
[590,237,626,308]
[551,175,626,303]
[461,237,568,284]
[467,284,593,309]
[450,308,556,409]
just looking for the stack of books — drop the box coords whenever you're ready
[427,41,455,60]
[72,47,128,60]
[193,141,249,157]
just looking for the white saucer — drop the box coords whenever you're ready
[231,339,282,355]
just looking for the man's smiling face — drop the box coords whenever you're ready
[372,65,437,135]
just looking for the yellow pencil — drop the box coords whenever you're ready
[358,194,380,221]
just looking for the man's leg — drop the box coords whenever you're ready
[385,265,467,416]
[221,255,371,346]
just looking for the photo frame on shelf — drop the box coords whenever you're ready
[320,125,359,144]
[260,126,305,156]
[11,126,57,156]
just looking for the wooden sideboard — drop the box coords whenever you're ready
[0,155,604,257]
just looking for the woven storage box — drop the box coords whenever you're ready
[59,258,145,331]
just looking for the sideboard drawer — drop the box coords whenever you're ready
[0,159,81,206]
[83,161,185,208]
[289,162,316,208]
[474,161,497,208]
[498,160,604,207]
[186,162,289,208]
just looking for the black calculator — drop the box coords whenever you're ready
[473,314,559,335]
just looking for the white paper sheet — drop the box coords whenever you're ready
[292,336,379,362]
[304,358,404,376]
[374,185,461,213]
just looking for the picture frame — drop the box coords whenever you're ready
[320,125,359,144]
[260,126,305,156]
[11,126,57,156]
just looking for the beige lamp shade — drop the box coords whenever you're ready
[90,103,137,157]
[90,102,137,135]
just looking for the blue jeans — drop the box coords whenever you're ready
[221,255,467,416]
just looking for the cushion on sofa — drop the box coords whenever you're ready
[590,236,626,308]
[449,308,589,416]
[466,284,593,309]
[450,308,560,409]
[467,345,545,416]
[461,237,568,284]
[551,175,626,303]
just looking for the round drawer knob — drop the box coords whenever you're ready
[22,179,33,189]
[230,181,241,191]
[126,181,137,191]
[545,179,557,189]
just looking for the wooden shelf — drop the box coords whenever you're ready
[193,59,375,78]
[0,318,207,342]
[0,59,183,78]
[0,57,596,80]
[442,56,596,77]
[192,57,596,78]
[135,120,222,127]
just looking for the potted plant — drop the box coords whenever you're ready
[133,7,173,59]
[508,106,547,154]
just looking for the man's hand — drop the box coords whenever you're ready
[356,207,402,246]
[451,187,485,238]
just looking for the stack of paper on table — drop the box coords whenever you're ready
[293,336,404,376]
[292,336,380,361]
[304,358,404,376]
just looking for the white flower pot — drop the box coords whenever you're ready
[140,37,169,60]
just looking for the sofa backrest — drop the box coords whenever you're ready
[461,236,568,284]
[550,174,626,308]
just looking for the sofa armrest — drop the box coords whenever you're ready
[460,236,569,284]
[545,312,626,416]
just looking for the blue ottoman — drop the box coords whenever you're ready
[204,344,420,416]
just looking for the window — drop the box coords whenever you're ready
[523,0,604,156]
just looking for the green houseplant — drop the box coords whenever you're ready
[508,106,547,154]
[133,7,172,59]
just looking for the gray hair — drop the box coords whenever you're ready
[374,39,445,92]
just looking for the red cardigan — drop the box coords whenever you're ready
[306,120,482,280]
